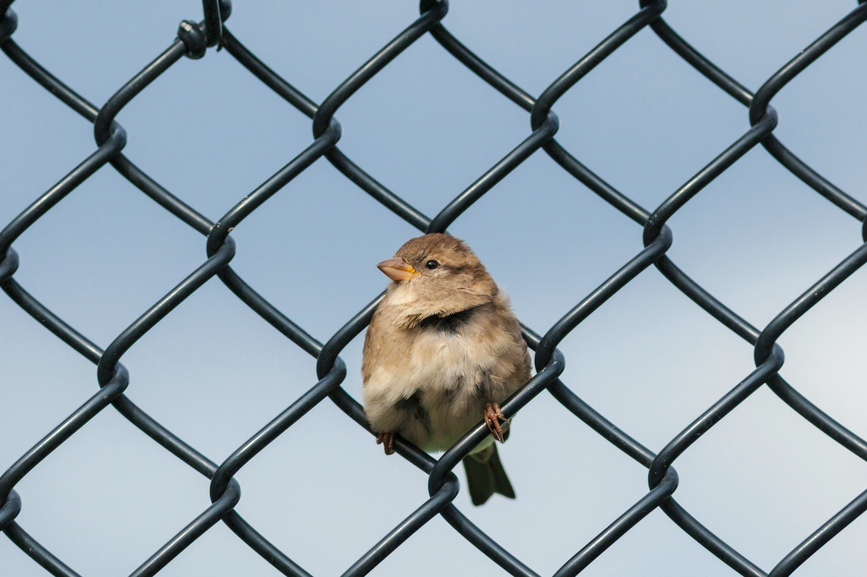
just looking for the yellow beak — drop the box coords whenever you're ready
[377,258,418,282]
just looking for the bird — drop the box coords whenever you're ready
[361,233,531,505]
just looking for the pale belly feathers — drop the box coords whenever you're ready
[363,320,520,453]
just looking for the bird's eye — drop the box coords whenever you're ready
[425,260,439,270]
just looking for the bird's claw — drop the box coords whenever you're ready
[376,431,396,455]
[484,402,507,443]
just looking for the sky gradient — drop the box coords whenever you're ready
[2,1,867,576]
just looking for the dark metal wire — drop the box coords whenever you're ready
[2,1,866,576]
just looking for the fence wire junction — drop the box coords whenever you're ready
[2,1,867,576]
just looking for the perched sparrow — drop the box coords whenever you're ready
[362,233,531,505]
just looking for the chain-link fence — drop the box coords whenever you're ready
[2,1,867,575]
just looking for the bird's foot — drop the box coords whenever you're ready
[376,431,396,455]
[484,402,508,443]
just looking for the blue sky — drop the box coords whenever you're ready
[2,1,866,576]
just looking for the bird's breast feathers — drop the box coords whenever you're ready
[362,300,527,450]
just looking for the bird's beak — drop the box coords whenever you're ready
[377,258,418,282]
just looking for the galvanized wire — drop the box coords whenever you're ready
[2,1,866,576]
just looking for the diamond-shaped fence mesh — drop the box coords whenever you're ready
[2,1,867,575]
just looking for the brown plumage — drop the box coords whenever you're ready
[362,233,531,505]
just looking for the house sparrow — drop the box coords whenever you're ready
[362,233,531,505]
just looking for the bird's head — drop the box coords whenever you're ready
[377,233,498,324]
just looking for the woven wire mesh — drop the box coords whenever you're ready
[2,0,867,575]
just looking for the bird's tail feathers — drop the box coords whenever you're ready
[462,443,515,506]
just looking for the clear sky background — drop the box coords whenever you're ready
[2,1,867,576]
